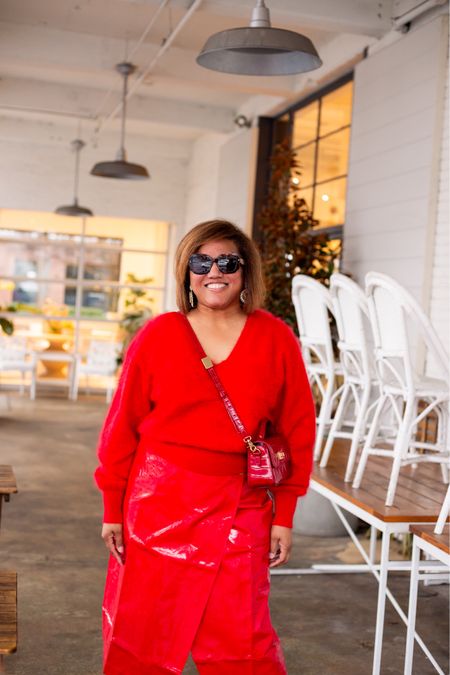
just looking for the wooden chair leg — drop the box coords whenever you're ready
[0,654,5,673]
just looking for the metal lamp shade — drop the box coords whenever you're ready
[55,139,93,216]
[55,201,93,217]
[91,62,150,180]
[197,27,322,76]
[90,159,150,180]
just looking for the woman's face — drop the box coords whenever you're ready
[189,238,244,312]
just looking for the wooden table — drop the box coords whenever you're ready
[0,571,17,668]
[312,443,445,523]
[32,350,76,399]
[0,467,17,533]
[409,524,449,556]
[404,524,449,675]
[0,468,18,670]
[274,442,449,675]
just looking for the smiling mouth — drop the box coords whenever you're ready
[204,283,228,289]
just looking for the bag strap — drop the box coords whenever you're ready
[201,356,259,452]
[180,313,259,452]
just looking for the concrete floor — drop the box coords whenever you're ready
[0,393,448,675]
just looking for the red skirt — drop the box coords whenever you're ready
[102,451,287,674]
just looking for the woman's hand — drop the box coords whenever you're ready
[269,525,292,568]
[101,523,125,565]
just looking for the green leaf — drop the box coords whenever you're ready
[0,317,14,335]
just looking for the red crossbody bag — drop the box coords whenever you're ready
[201,355,292,487]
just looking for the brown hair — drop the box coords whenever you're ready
[175,219,265,314]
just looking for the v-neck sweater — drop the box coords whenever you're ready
[95,309,316,528]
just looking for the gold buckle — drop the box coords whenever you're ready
[201,356,213,369]
[244,436,260,454]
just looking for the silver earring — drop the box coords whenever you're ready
[240,289,248,304]
[189,287,195,308]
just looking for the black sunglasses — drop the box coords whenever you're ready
[188,253,245,275]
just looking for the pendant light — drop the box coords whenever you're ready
[55,139,93,217]
[196,0,322,76]
[91,62,149,180]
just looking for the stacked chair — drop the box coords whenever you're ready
[352,273,449,505]
[319,273,378,482]
[291,275,342,460]
[292,272,450,506]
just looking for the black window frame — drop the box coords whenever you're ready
[252,71,354,245]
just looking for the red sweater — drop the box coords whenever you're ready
[95,309,315,528]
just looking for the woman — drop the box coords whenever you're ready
[95,219,316,675]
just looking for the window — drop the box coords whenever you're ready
[0,211,170,382]
[292,79,353,233]
[252,75,353,243]
[65,245,122,311]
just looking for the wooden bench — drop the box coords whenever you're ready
[0,467,17,533]
[0,572,17,673]
[0,467,18,672]
[277,440,449,675]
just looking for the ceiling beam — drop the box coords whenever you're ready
[0,78,235,134]
[0,22,296,100]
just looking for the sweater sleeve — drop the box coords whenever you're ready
[270,322,316,528]
[94,325,153,523]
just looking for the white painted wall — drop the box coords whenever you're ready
[183,127,259,237]
[0,115,190,226]
[183,132,226,236]
[429,58,449,355]
[216,128,259,235]
[342,14,448,315]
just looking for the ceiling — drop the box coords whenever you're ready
[0,0,396,142]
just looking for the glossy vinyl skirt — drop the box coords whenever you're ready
[102,451,287,674]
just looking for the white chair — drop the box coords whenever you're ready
[319,274,378,481]
[353,272,449,506]
[404,484,449,675]
[0,336,37,399]
[71,340,119,403]
[291,275,342,460]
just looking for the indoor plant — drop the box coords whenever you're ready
[118,274,154,364]
[257,138,339,332]
[256,139,354,536]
